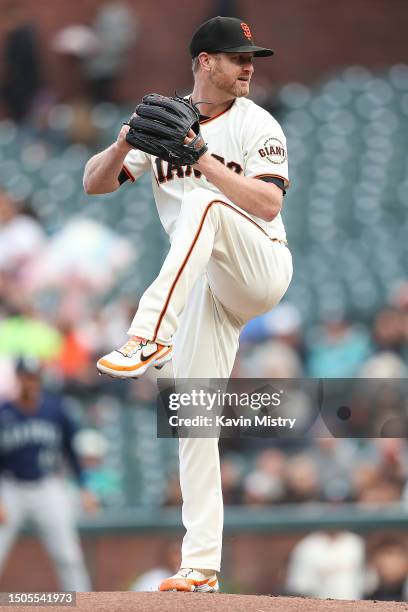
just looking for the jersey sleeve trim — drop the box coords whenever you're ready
[118,169,129,185]
[257,176,286,194]
[253,173,290,189]
[122,164,135,183]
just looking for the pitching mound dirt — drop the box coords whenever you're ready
[11,592,408,612]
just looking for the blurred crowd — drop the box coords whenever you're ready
[1,1,408,600]
[1,178,408,388]
[0,0,138,122]
[0,186,137,400]
[1,179,408,509]
[285,531,408,601]
[163,439,408,508]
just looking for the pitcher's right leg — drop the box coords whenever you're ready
[159,277,241,592]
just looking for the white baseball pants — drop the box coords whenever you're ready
[0,476,91,591]
[129,187,293,571]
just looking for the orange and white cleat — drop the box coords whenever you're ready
[97,336,172,379]
[159,568,219,593]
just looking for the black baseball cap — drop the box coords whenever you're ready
[190,16,274,58]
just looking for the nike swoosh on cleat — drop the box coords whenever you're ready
[140,348,159,362]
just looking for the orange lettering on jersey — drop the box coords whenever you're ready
[241,23,252,40]
[167,161,185,180]
[155,158,166,183]
[155,155,243,184]
[227,161,243,174]
[212,154,225,165]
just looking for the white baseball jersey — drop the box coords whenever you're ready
[122,97,289,240]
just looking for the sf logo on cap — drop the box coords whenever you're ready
[240,22,252,40]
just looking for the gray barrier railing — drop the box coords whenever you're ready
[75,502,408,535]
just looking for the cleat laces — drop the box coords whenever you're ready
[117,337,147,358]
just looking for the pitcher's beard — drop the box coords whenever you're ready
[209,71,250,98]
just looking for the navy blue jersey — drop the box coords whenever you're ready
[0,393,84,483]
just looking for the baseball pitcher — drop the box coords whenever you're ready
[83,16,293,592]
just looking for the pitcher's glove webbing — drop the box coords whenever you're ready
[125,93,208,167]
